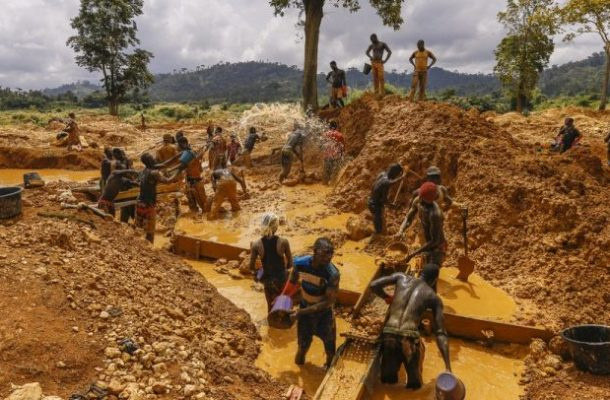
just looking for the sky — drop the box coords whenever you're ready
[0,0,603,90]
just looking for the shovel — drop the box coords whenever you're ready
[456,208,475,282]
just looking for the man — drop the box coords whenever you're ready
[156,134,178,163]
[279,123,306,183]
[368,164,404,239]
[56,112,82,150]
[227,133,242,164]
[395,182,447,281]
[283,237,340,369]
[411,166,465,211]
[366,34,392,97]
[322,121,345,184]
[249,213,293,311]
[209,155,248,220]
[181,138,207,213]
[100,147,115,193]
[370,264,451,389]
[556,118,582,154]
[209,127,227,171]
[136,153,177,243]
[326,61,347,108]
[241,127,266,167]
[408,40,437,102]
[97,169,138,217]
[605,130,610,166]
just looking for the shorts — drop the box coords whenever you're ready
[297,308,336,356]
[136,202,156,235]
[380,333,425,387]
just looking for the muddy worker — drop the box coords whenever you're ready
[414,166,465,211]
[156,133,178,163]
[395,182,447,284]
[555,117,582,154]
[322,121,345,184]
[279,122,306,183]
[136,153,178,243]
[370,264,451,389]
[208,127,227,171]
[326,61,347,108]
[282,237,340,369]
[56,112,82,151]
[227,133,242,164]
[209,155,248,220]
[181,138,207,213]
[368,164,404,240]
[249,213,293,311]
[241,127,267,167]
[97,169,138,217]
[366,34,392,98]
[408,40,437,102]
[100,147,115,193]
[605,130,610,166]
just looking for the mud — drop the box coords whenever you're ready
[0,169,98,186]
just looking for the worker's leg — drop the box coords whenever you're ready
[279,151,293,183]
[193,180,208,212]
[186,183,198,212]
[408,73,420,102]
[404,337,425,389]
[208,186,227,220]
[243,151,252,168]
[296,313,314,365]
[314,309,337,367]
[378,63,385,97]
[380,334,403,384]
[419,71,428,101]
[367,200,384,234]
[323,159,332,184]
[120,205,134,223]
[372,63,380,95]
[263,280,282,312]
[227,181,240,212]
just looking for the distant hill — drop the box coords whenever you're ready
[43,53,609,104]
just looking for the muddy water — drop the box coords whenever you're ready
[0,169,97,186]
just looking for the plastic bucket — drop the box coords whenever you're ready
[435,372,465,400]
[363,63,372,75]
[0,186,24,219]
[561,324,610,375]
[268,295,294,329]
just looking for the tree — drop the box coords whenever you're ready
[67,0,154,115]
[562,0,610,110]
[269,0,406,111]
[494,0,558,112]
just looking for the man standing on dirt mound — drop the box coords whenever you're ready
[368,164,405,241]
[370,264,451,389]
[366,34,392,98]
[279,122,306,183]
[326,61,347,108]
[395,182,446,289]
[408,40,436,102]
[250,213,293,311]
[283,237,340,369]
[605,130,610,166]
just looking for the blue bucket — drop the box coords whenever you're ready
[268,295,294,329]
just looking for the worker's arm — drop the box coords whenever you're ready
[605,132,610,143]
[211,173,218,192]
[383,43,392,63]
[428,51,437,69]
[370,273,401,303]
[432,296,451,372]
[249,239,262,276]
[152,170,177,184]
[296,278,339,316]
[156,152,181,169]
[366,45,373,60]
[231,169,247,193]
[409,52,416,68]
[395,197,419,237]
[407,212,443,259]
[281,238,293,270]
[441,186,464,209]
[326,72,332,83]
[293,143,304,165]
[574,130,583,145]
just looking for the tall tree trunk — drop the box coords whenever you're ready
[599,44,610,111]
[109,99,119,116]
[302,0,323,112]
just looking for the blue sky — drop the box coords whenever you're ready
[0,0,602,89]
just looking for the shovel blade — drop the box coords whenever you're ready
[456,255,475,282]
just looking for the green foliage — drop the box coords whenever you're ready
[494,0,559,112]
[67,0,154,115]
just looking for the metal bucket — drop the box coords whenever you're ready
[268,295,294,329]
[561,324,610,375]
[363,63,372,75]
[435,372,465,400]
[0,186,24,219]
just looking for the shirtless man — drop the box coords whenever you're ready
[241,127,267,167]
[56,112,81,150]
[249,213,293,311]
[100,147,115,192]
[408,166,465,212]
[136,153,178,243]
[156,133,178,163]
[368,164,404,239]
[97,169,138,216]
[326,61,347,108]
[279,123,305,183]
[370,264,451,389]
[408,40,437,102]
[209,127,227,171]
[209,155,248,220]
[395,182,446,283]
[366,34,392,97]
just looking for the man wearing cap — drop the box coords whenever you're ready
[408,40,437,102]
[249,213,293,311]
[395,182,447,279]
[370,264,451,389]
[410,166,465,212]
[283,237,340,369]
[366,34,392,98]
[156,134,178,163]
[368,164,405,240]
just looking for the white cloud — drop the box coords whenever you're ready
[0,0,603,90]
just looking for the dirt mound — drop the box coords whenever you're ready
[0,146,103,170]
[0,183,285,399]
[330,94,610,331]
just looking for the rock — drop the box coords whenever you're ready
[42,397,63,400]
[152,362,167,375]
[55,361,66,368]
[104,347,122,358]
[543,354,563,371]
[6,382,43,400]
[548,335,570,360]
[346,215,373,241]
[99,310,110,319]
[183,385,197,396]
[108,379,126,395]
[151,382,168,394]
[223,375,233,384]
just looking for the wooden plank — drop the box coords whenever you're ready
[173,234,247,261]
[115,182,181,201]
[337,289,360,307]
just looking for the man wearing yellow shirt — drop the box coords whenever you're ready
[408,40,437,102]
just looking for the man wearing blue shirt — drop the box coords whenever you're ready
[283,237,340,369]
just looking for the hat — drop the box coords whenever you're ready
[419,182,437,203]
[426,166,441,177]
